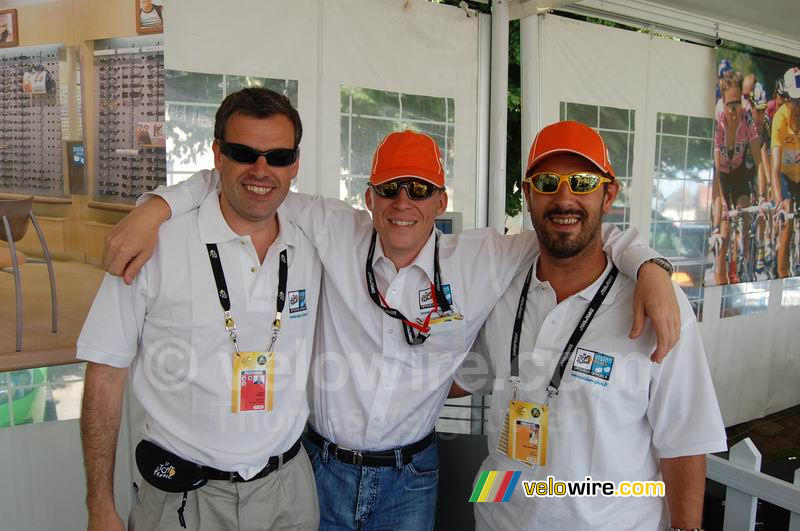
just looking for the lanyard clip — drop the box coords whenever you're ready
[509,376,521,400]
[272,311,282,332]
[230,333,240,353]
[545,385,557,406]
[224,311,236,332]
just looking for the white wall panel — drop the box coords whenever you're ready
[164,0,481,227]
[0,401,134,530]
[526,13,800,426]
[319,0,480,227]
[164,0,321,193]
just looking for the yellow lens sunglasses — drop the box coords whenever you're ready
[524,171,613,195]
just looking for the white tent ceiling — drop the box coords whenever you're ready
[646,0,798,44]
[515,0,799,56]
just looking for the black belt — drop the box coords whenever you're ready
[202,439,302,482]
[307,428,434,467]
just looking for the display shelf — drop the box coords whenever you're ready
[0,45,65,198]
[93,40,165,205]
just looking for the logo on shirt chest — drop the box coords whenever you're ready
[288,289,307,317]
[571,348,614,388]
[418,284,453,310]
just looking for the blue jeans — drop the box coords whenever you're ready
[305,437,438,531]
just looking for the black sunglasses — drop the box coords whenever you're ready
[218,140,298,166]
[369,179,442,200]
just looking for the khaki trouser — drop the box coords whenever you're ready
[129,447,319,531]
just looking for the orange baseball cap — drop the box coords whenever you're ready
[525,121,616,179]
[370,130,445,188]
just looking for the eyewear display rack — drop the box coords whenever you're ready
[93,44,165,205]
[0,46,64,198]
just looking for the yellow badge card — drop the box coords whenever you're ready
[507,400,548,467]
[427,311,464,327]
[231,351,274,413]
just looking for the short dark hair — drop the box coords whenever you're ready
[213,87,302,148]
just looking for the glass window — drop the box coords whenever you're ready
[560,102,636,231]
[651,112,715,320]
[720,281,770,318]
[781,277,800,308]
[165,72,298,184]
[340,86,455,210]
[0,363,85,428]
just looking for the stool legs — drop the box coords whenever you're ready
[2,215,23,352]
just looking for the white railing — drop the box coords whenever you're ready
[706,438,800,530]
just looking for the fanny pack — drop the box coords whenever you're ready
[135,439,208,493]
[135,440,208,528]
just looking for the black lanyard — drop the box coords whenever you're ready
[365,229,452,346]
[206,243,288,352]
[509,262,618,403]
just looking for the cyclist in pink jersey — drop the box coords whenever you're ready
[712,71,763,284]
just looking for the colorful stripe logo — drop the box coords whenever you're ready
[469,471,522,502]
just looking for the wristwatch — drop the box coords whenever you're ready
[643,257,674,276]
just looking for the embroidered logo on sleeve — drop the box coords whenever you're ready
[571,348,614,387]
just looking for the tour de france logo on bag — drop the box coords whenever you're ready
[288,289,307,317]
[571,348,614,387]
[154,462,176,480]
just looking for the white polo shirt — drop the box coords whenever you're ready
[78,191,322,479]
[151,170,660,451]
[455,256,727,530]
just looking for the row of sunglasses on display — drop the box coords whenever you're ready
[0,51,64,197]
[95,49,166,204]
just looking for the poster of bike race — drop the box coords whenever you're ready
[708,48,800,286]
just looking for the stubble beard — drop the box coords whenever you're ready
[533,206,604,260]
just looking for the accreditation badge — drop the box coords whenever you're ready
[497,400,548,467]
[230,351,274,413]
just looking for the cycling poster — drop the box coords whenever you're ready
[707,48,800,286]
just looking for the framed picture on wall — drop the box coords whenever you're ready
[0,9,19,48]
[136,0,164,34]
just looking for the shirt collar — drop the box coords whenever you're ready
[574,255,618,304]
[198,189,296,248]
[372,228,437,282]
[531,252,619,305]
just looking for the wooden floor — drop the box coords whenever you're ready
[0,260,106,353]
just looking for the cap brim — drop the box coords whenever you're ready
[370,168,444,188]
[526,148,616,179]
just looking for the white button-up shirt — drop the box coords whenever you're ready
[151,170,659,451]
[78,191,322,478]
[456,256,727,530]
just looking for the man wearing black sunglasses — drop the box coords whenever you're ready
[79,88,321,531]
[103,123,680,530]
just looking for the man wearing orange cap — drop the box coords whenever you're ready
[453,121,726,531]
[102,125,679,529]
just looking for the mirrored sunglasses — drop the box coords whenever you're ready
[218,140,298,166]
[524,172,612,195]
[370,179,442,200]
